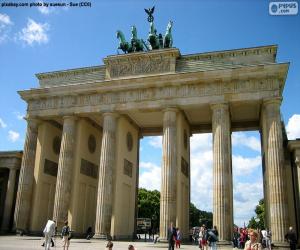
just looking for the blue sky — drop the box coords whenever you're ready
[1,0,300,227]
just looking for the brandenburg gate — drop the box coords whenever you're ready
[13,43,300,248]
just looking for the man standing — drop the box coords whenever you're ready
[168,222,177,250]
[285,226,297,250]
[43,219,56,250]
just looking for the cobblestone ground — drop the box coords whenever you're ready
[0,236,236,250]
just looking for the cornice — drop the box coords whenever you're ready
[18,62,289,101]
[180,45,278,62]
[35,65,105,80]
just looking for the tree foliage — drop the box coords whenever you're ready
[190,202,213,228]
[247,198,265,229]
[137,188,160,230]
[138,188,213,230]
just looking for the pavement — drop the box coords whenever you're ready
[0,235,236,250]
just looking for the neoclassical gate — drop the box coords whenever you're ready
[14,45,299,247]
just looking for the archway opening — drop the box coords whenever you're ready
[232,131,263,228]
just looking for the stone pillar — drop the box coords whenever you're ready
[262,98,289,246]
[1,168,17,231]
[160,108,177,241]
[53,116,77,229]
[211,103,233,242]
[14,118,39,232]
[94,113,118,238]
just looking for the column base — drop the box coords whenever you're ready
[271,241,290,249]
[93,233,108,240]
[217,240,232,246]
[158,237,168,243]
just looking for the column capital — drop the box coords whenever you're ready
[162,107,179,113]
[62,115,78,121]
[210,102,229,111]
[24,116,41,128]
[263,97,282,107]
[102,112,119,119]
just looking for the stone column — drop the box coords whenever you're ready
[160,108,177,241]
[14,118,39,232]
[211,103,233,242]
[262,98,288,245]
[53,116,77,229]
[94,113,118,238]
[1,168,17,231]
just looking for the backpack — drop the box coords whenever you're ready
[61,226,70,236]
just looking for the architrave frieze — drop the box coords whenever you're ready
[26,77,281,115]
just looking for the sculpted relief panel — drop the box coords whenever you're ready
[28,78,280,112]
[106,55,171,78]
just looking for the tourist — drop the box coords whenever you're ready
[199,225,208,250]
[106,240,113,250]
[167,222,177,250]
[232,227,239,249]
[43,219,56,250]
[285,226,297,250]
[128,244,135,250]
[85,226,93,240]
[61,220,70,250]
[175,227,182,248]
[244,230,262,250]
[207,226,218,250]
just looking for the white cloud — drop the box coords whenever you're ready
[139,161,161,191]
[148,136,162,148]
[18,18,49,45]
[232,155,261,176]
[140,132,263,227]
[0,118,7,128]
[190,134,213,212]
[232,132,261,152]
[14,112,25,120]
[233,180,263,227]
[0,13,12,25]
[8,130,20,142]
[38,3,56,15]
[286,114,300,140]
[0,13,13,43]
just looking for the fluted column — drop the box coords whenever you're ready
[262,98,288,245]
[211,103,232,242]
[94,113,118,238]
[53,116,77,229]
[1,168,17,231]
[160,108,177,241]
[14,118,39,232]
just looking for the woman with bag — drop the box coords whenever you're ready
[61,220,70,250]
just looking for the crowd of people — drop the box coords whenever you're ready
[40,219,297,250]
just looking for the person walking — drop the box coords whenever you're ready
[61,220,70,250]
[285,226,297,250]
[175,227,182,248]
[167,222,177,250]
[208,226,218,250]
[43,219,56,250]
[244,230,262,250]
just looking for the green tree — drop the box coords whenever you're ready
[190,202,213,228]
[247,198,265,229]
[137,188,160,230]
[138,189,213,231]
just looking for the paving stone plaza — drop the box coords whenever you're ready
[0,236,237,250]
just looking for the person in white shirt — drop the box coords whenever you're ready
[43,220,56,250]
